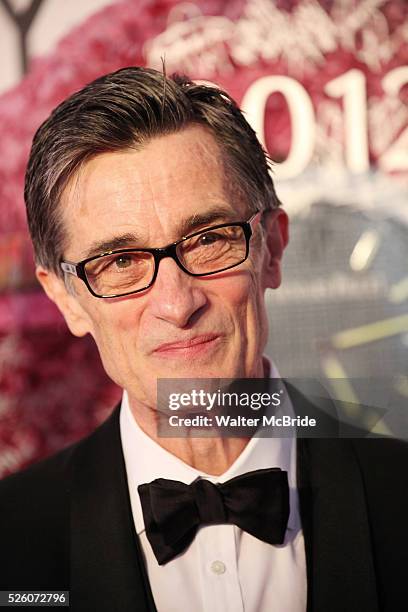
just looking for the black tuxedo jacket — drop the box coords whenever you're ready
[1,388,407,612]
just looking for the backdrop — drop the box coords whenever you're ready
[0,0,407,476]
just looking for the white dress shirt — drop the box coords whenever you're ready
[120,363,307,612]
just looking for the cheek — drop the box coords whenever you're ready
[245,264,269,333]
[209,269,263,318]
[84,304,144,387]
[206,271,253,308]
[85,301,140,349]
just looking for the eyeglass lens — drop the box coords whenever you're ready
[84,225,247,297]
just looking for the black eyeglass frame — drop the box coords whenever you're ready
[60,211,262,299]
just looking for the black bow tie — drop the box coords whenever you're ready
[138,468,289,565]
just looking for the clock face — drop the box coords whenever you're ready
[266,201,408,437]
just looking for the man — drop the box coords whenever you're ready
[0,67,407,612]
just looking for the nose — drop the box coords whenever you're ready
[148,257,208,327]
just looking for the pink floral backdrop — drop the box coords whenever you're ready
[0,0,407,476]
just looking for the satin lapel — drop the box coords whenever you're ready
[70,406,157,612]
[288,383,379,612]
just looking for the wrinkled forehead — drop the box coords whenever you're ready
[59,126,248,260]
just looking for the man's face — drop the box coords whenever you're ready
[40,125,287,408]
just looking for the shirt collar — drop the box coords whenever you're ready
[120,358,298,534]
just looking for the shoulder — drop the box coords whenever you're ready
[350,435,408,465]
[0,404,121,507]
[0,443,77,589]
[0,405,120,590]
[349,437,408,604]
[0,439,77,518]
[350,436,408,504]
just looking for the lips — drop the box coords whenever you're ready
[152,333,220,354]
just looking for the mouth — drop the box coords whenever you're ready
[152,334,221,357]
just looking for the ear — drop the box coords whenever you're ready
[36,266,93,338]
[261,208,289,290]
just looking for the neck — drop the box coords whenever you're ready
[127,398,250,476]
[126,357,270,475]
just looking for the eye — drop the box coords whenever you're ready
[114,254,133,269]
[198,231,224,246]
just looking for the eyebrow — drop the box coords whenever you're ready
[179,206,238,236]
[82,234,140,259]
[82,205,238,260]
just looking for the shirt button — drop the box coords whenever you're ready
[211,560,226,575]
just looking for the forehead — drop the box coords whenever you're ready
[61,125,244,259]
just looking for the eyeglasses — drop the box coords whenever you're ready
[60,211,262,298]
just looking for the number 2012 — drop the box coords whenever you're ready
[235,67,408,179]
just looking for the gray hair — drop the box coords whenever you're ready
[24,66,280,274]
